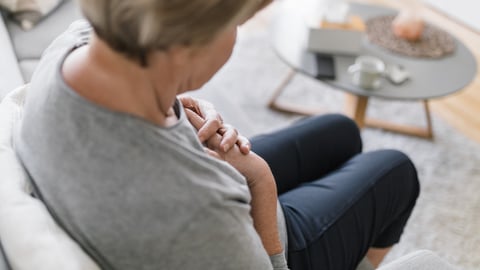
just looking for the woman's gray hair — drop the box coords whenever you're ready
[77,0,269,65]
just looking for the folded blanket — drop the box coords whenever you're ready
[0,85,100,270]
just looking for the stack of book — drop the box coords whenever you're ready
[307,4,366,56]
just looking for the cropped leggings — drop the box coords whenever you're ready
[250,114,420,270]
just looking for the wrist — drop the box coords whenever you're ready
[230,152,271,183]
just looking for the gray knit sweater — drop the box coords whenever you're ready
[15,21,288,269]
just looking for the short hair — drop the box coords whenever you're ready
[77,0,269,65]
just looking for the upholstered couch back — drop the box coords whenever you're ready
[0,0,82,99]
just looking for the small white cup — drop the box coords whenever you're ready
[348,56,386,89]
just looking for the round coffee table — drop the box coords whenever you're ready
[269,1,477,138]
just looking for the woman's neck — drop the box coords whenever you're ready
[62,35,181,126]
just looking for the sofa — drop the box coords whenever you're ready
[0,1,82,267]
[0,1,459,269]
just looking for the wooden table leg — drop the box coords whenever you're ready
[344,93,369,128]
[423,100,434,138]
[270,79,435,139]
[364,100,434,139]
[268,70,295,109]
[344,93,434,139]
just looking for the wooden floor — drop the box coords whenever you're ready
[356,0,480,143]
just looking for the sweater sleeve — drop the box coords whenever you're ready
[270,253,290,270]
[168,202,274,270]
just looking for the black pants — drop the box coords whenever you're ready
[251,114,420,270]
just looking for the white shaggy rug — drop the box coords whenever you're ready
[192,4,480,269]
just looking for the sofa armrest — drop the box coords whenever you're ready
[0,15,25,100]
[379,250,458,270]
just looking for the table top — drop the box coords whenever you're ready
[271,1,477,100]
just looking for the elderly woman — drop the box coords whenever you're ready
[15,0,419,269]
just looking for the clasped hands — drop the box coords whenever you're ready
[179,95,270,186]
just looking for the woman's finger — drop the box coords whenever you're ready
[185,105,247,154]
[218,124,238,152]
[182,96,224,143]
[197,100,223,142]
[197,118,222,142]
[186,108,224,151]
[178,95,201,115]
[236,135,251,155]
[185,108,205,130]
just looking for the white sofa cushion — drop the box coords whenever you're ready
[0,85,100,270]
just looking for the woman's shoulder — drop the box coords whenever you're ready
[43,20,92,58]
